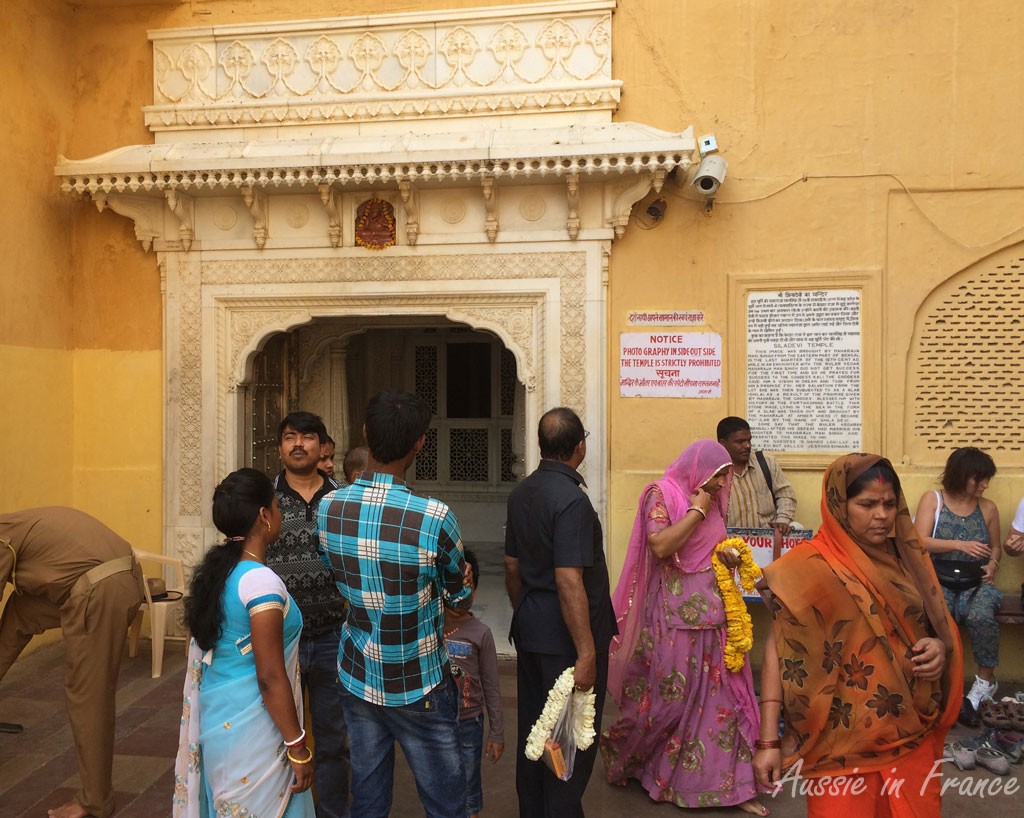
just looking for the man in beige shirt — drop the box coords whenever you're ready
[717,417,797,535]
[0,507,144,818]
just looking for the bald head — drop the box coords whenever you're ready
[538,407,586,462]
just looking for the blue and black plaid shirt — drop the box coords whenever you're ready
[317,472,471,706]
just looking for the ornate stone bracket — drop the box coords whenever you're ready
[399,180,419,246]
[482,175,498,243]
[242,186,269,249]
[318,183,342,248]
[607,171,654,239]
[93,192,163,252]
[164,190,195,251]
[566,173,580,240]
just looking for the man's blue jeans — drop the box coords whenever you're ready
[300,629,350,818]
[341,675,468,818]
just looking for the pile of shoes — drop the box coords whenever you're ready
[949,728,1024,775]
[946,690,1024,775]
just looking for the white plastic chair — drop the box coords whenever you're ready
[128,548,186,678]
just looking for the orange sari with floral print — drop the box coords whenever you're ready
[763,455,963,780]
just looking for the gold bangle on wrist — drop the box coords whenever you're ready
[755,739,781,750]
[287,745,313,764]
[687,506,707,520]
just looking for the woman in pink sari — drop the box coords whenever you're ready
[601,440,766,815]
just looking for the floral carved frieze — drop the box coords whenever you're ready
[145,3,618,130]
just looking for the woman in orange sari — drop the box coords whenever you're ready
[753,454,962,817]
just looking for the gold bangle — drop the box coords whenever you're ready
[287,746,313,764]
[755,739,781,750]
[687,506,707,520]
[759,698,783,706]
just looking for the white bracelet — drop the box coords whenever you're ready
[284,728,306,747]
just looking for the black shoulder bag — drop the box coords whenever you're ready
[929,491,984,592]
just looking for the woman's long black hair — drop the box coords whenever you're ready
[185,468,275,651]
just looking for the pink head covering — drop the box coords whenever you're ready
[611,439,733,618]
[655,439,733,568]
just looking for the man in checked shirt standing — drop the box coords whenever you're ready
[317,390,473,818]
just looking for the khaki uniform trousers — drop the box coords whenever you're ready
[61,561,144,817]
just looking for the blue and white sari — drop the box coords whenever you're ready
[173,562,314,818]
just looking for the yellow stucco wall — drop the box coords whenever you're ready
[602,1,1024,677]
[4,0,1024,675]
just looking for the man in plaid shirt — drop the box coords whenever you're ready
[318,390,472,818]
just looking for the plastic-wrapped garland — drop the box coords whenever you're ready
[524,666,597,763]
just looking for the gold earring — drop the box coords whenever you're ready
[266,521,271,531]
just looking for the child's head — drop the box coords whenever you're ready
[446,548,480,613]
[464,548,480,590]
[318,435,336,476]
[343,446,370,484]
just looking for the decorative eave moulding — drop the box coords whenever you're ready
[145,0,620,133]
[56,124,695,197]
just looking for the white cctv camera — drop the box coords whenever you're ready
[691,155,727,196]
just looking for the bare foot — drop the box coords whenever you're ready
[47,800,90,818]
[738,799,769,816]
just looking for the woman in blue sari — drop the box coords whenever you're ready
[173,468,315,818]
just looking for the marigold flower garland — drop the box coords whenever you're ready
[524,666,596,777]
[712,536,762,672]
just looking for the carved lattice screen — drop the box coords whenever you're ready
[911,253,1024,458]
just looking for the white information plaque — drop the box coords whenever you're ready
[746,290,861,450]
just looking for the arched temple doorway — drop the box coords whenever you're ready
[247,318,525,544]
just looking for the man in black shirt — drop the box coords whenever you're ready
[269,411,350,818]
[504,407,615,818]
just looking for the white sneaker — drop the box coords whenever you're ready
[967,676,998,710]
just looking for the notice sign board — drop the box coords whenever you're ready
[619,332,722,398]
[727,527,813,600]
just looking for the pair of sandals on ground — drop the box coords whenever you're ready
[976,697,1024,731]
[958,690,1024,730]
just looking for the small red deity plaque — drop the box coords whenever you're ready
[354,196,396,250]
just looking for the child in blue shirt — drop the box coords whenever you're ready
[443,549,505,818]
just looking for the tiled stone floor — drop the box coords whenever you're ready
[4,639,1022,818]
[3,549,1021,818]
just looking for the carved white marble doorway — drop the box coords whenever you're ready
[164,242,608,565]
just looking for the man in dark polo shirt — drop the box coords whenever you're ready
[269,411,349,818]
[504,406,615,818]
